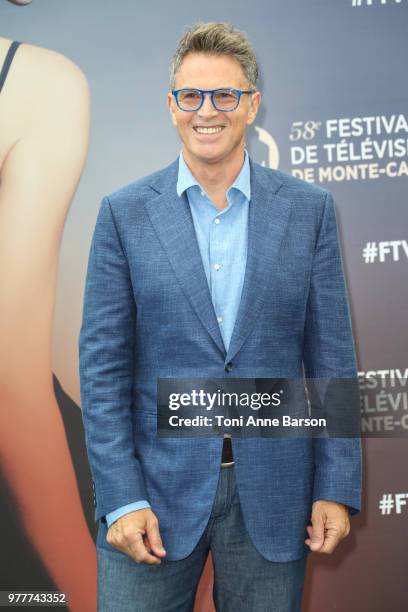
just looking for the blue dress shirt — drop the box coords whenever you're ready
[105,150,251,527]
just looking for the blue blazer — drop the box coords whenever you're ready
[79,156,362,562]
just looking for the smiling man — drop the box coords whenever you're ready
[79,21,362,612]
[167,50,260,210]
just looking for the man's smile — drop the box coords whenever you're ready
[192,125,226,136]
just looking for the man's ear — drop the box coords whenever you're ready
[246,91,261,126]
[167,92,178,127]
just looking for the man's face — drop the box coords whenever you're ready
[168,52,261,166]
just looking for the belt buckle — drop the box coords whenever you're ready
[221,436,234,467]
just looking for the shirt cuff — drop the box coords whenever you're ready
[105,500,151,527]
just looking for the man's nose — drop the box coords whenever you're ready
[197,94,219,118]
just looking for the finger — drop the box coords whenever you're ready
[146,518,167,557]
[143,534,156,554]
[304,524,313,545]
[128,532,162,565]
[309,514,325,551]
[318,531,341,554]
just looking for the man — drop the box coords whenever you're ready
[79,22,362,612]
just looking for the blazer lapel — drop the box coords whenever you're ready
[143,160,226,356]
[142,157,291,365]
[225,159,292,365]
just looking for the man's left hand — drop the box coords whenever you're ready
[305,500,350,554]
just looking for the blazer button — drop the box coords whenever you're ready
[225,362,234,372]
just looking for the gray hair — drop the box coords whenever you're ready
[169,22,259,90]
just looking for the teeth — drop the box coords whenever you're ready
[194,126,223,134]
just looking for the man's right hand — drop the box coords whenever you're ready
[106,508,167,565]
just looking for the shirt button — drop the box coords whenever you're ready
[213,263,221,271]
[225,362,234,372]
[217,316,223,323]
[214,218,221,224]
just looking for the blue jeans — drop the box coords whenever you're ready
[97,465,308,611]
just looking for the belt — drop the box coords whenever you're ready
[221,435,234,468]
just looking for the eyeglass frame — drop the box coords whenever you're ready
[171,87,256,112]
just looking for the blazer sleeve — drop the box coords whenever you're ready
[79,196,149,523]
[302,191,362,516]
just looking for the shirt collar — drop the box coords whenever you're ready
[176,149,251,202]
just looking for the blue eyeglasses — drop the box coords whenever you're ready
[172,88,255,112]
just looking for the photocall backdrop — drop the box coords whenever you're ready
[1,1,407,610]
